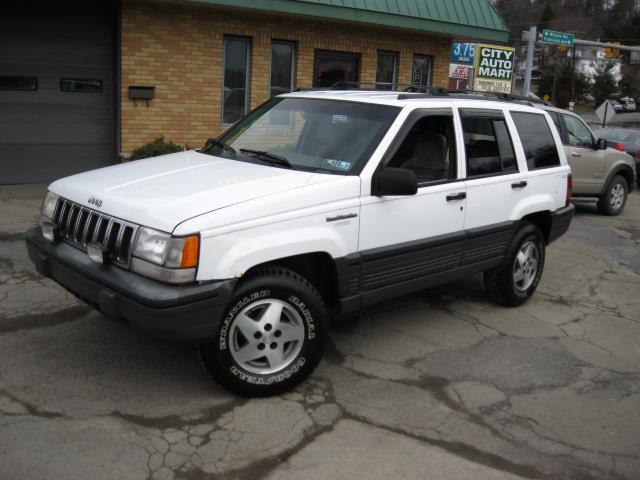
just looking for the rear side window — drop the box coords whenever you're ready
[461,111,518,177]
[511,112,560,170]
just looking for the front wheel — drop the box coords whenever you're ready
[597,175,627,216]
[199,267,328,397]
[484,223,546,307]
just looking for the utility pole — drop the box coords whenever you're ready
[551,46,559,103]
[570,44,577,104]
[523,25,537,97]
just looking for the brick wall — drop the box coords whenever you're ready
[120,1,451,154]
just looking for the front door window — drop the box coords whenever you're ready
[562,114,594,149]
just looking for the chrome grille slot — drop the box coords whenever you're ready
[106,221,121,251]
[95,217,109,243]
[84,213,99,244]
[50,197,139,268]
[59,201,71,229]
[118,226,135,260]
[66,206,80,237]
[74,210,89,242]
[53,199,64,224]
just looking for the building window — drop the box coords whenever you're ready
[223,36,251,125]
[313,50,360,88]
[270,41,296,98]
[60,79,103,93]
[375,51,398,90]
[412,55,433,88]
[0,76,37,91]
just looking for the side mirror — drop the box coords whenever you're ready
[596,138,608,150]
[372,167,418,196]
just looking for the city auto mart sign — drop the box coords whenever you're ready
[473,44,515,93]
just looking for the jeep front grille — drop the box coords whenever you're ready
[52,198,139,267]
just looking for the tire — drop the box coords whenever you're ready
[199,266,328,397]
[597,175,627,216]
[484,223,546,307]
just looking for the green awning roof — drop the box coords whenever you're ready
[189,0,510,43]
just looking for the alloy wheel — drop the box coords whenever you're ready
[229,299,305,375]
[609,183,625,211]
[513,241,539,292]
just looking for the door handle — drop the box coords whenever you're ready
[511,181,527,189]
[571,151,581,157]
[446,192,466,201]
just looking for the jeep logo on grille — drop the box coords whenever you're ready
[87,196,103,208]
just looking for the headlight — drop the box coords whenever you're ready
[131,227,200,284]
[133,227,171,265]
[41,191,59,220]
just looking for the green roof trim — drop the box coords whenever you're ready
[189,0,510,43]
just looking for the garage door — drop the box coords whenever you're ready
[0,2,116,184]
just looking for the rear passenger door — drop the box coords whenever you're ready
[358,108,466,302]
[460,108,526,264]
[509,110,565,210]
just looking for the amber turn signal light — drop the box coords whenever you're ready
[181,235,199,268]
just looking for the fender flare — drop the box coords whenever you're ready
[600,164,635,195]
[197,226,350,280]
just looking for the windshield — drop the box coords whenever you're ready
[202,98,400,174]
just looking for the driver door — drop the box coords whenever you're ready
[358,109,466,303]
[561,113,605,194]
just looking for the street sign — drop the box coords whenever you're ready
[595,100,616,126]
[540,29,574,46]
[473,44,515,94]
[450,42,475,64]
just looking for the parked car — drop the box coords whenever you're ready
[619,97,637,112]
[608,99,623,112]
[593,128,640,188]
[539,104,636,215]
[26,91,574,397]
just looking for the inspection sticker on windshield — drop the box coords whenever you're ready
[323,159,351,171]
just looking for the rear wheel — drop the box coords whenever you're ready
[597,175,627,216]
[484,223,546,307]
[199,266,328,397]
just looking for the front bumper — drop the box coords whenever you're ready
[547,204,575,244]
[25,227,236,340]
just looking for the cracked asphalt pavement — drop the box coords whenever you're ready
[1,185,639,480]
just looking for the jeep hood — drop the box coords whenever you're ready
[49,150,338,232]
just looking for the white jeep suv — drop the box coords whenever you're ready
[26,90,574,396]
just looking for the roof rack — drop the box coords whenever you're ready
[330,81,448,94]
[295,82,554,107]
[396,89,553,106]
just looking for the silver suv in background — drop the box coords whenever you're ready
[540,105,636,215]
[619,97,637,112]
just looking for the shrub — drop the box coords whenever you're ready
[130,136,185,160]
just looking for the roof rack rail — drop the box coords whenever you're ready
[396,89,554,106]
[330,81,447,93]
[295,82,554,107]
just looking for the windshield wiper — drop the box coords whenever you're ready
[201,138,237,156]
[239,149,292,168]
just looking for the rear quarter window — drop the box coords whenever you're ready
[510,112,561,170]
